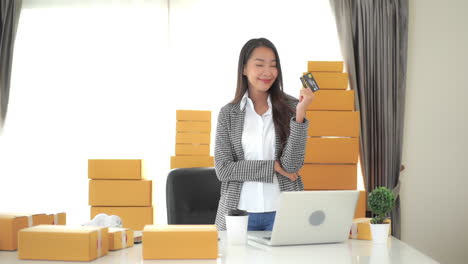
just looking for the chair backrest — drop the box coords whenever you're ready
[166,167,221,224]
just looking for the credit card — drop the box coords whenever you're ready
[300,72,320,92]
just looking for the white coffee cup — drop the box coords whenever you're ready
[225,210,249,245]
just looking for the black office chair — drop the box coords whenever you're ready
[166,167,221,224]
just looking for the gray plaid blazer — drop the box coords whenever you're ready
[214,94,309,230]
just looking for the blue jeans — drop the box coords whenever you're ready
[247,212,276,231]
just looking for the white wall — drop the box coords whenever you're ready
[401,0,468,263]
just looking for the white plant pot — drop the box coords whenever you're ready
[370,223,390,244]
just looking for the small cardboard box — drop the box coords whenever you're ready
[175,144,210,156]
[306,111,360,137]
[108,227,134,250]
[300,164,357,190]
[307,61,344,72]
[18,225,109,261]
[89,180,152,206]
[176,121,211,133]
[88,159,144,180]
[349,218,391,240]
[305,137,359,164]
[91,206,153,231]
[307,90,355,111]
[355,191,367,218]
[0,215,29,250]
[143,225,218,259]
[0,213,48,227]
[45,212,67,225]
[170,156,214,169]
[176,132,211,144]
[176,110,211,121]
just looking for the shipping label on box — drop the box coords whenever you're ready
[108,227,134,250]
[18,225,109,261]
[89,180,152,206]
[143,225,218,259]
[88,159,144,180]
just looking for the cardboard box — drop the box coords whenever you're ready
[306,111,360,137]
[176,110,211,121]
[88,159,144,180]
[0,213,49,226]
[91,206,153,231]
[307,90,355,111]
[108,228,134,250]
[349,218,391,240]
[18,225,109,261]
[89,180,152,206]
[300,164,357,190]
[170,156,214,169]
[45,212,66,225]
[143,225,218,259]
[308,61,344,72]
[175,144,210,156]
[305,137,359,164]
[176,121,211,133]
[0,215,29,250]
[304,72,348,89]
[176,132,211,144]
[355,190,367,218]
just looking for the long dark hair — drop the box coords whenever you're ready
[232,38,294,158]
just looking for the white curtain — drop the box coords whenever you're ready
[0,0,342,225]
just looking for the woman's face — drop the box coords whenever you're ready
[243,46,278,94]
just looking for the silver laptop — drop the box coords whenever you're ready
[247,190,359,246]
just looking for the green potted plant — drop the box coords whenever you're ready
[368,186,395,243]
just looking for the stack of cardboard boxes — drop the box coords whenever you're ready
[88,159,153,231]
[299,61,367,219]
[171,110,214,169]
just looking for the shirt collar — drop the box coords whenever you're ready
[240,91,273,115]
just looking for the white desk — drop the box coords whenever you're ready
[0,232,438,263]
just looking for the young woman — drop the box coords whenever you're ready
[214,38,315,231]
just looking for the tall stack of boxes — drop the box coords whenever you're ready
[88,159,153,231]
[300,61,367,219]
[171,110,214,169]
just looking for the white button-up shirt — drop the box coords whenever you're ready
[237,92,281,212]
